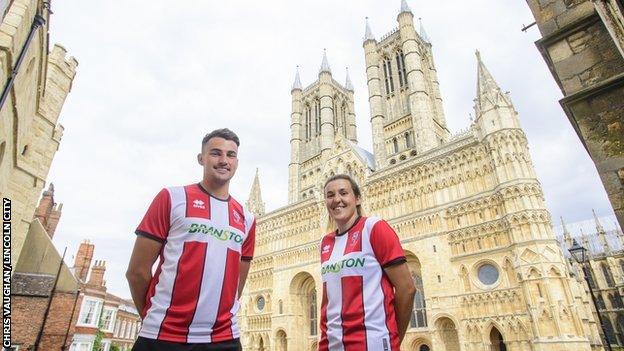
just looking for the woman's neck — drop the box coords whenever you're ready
[337,214,360,234]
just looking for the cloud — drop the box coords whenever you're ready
[46,0,615,297]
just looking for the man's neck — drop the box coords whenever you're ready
[199,179,230,200]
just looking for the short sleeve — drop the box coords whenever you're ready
[135,188,171,243]
[370,219,406,268]
[241,217,256,261]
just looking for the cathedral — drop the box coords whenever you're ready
[240,1,604,350]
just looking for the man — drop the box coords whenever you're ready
[126,128,255,351]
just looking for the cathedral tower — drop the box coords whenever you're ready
[364,2,450,168]
[288,52,357,203]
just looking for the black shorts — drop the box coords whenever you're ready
[132,337,241,351]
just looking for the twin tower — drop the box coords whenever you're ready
[287,0,520,204]
[288,1,449,203]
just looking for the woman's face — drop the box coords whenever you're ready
[324,178,361,227]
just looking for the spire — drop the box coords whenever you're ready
[319,49,331,74]
[292,66,302,91]
[592,209,605,233]
[561,216,573,248]
[246,168,265,217]
[364,17,375,42]
[400,0,412,14]
[593,209,609,252]
[345,67,354,91]
[419,17,430,43]
[475,50,512,115]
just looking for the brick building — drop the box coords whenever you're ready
[69,241,140,351]
[524,0,624,229]
[11,184,81,351]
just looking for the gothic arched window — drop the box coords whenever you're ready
[314,98,321,136]
[305,104,311,141]
[341,103,348,137]
[310,290,318,336]
[410,274,427,328]
[393,138,399,154]
[603,263,615,287]
[396,50,407,88]
[597,295,607,310]
[383,58,394,94]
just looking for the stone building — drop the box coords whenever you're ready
[557,212,624,349]
[11,185,81,351]
[0,0,78,270]
[524,0,624,230]
[240,1,604,350]
[69,240,141,351]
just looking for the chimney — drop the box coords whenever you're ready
[72,240,94,282]
[33,183,63,239]
[87,260,107,288]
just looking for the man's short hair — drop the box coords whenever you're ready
[202,128,240,148]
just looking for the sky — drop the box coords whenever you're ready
[46,0,618,298]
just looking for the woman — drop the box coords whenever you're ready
[319,174,416,351]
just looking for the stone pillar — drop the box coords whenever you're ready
[289,85,302,203]
[363,38,387,168]
[398,10,438,153]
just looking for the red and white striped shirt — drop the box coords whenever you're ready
[319,216,406,351]
[135,183,255,343]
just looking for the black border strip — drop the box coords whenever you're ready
[382,256,406,269]
[136,230,166,244]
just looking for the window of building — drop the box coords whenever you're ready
[257,296,265,311]
[77,298,103,327]
[100,307,116,332]
[477,263,499,285]
[396,50,407,88]
[305,104,311,141]
[278,300,283,314]
[71,342,93,351]
[405,132,411,148]
[314,99,321,136]
[602,263,615,287]
[410,273,427,328]
[393,138,398,153]
[383,58,394,94]
[114,320,120,337]
[310,290,318,336]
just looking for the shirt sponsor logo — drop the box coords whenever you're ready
[322,244,331,254]
[188,223,243,243]
[321,257,365,275]
[192,199,205,209]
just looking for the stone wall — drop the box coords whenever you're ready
[525,0,624,229]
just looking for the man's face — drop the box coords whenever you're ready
[198,137,239,185]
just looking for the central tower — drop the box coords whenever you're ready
[364,1,450,168]
[288,52,358,203]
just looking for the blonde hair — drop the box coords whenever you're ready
[323,174,364,232]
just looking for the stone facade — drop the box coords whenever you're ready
[240,2,604,351]
[524,0,624,231]
[557,213,624,349]
[0,0,78,269]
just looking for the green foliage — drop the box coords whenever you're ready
[92,328,105,351]
[110,345,120,351]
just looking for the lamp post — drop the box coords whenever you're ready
[569,239,613,351]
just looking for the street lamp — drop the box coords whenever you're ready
[569,238,613,351]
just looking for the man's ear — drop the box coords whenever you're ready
[197,153,203,165]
